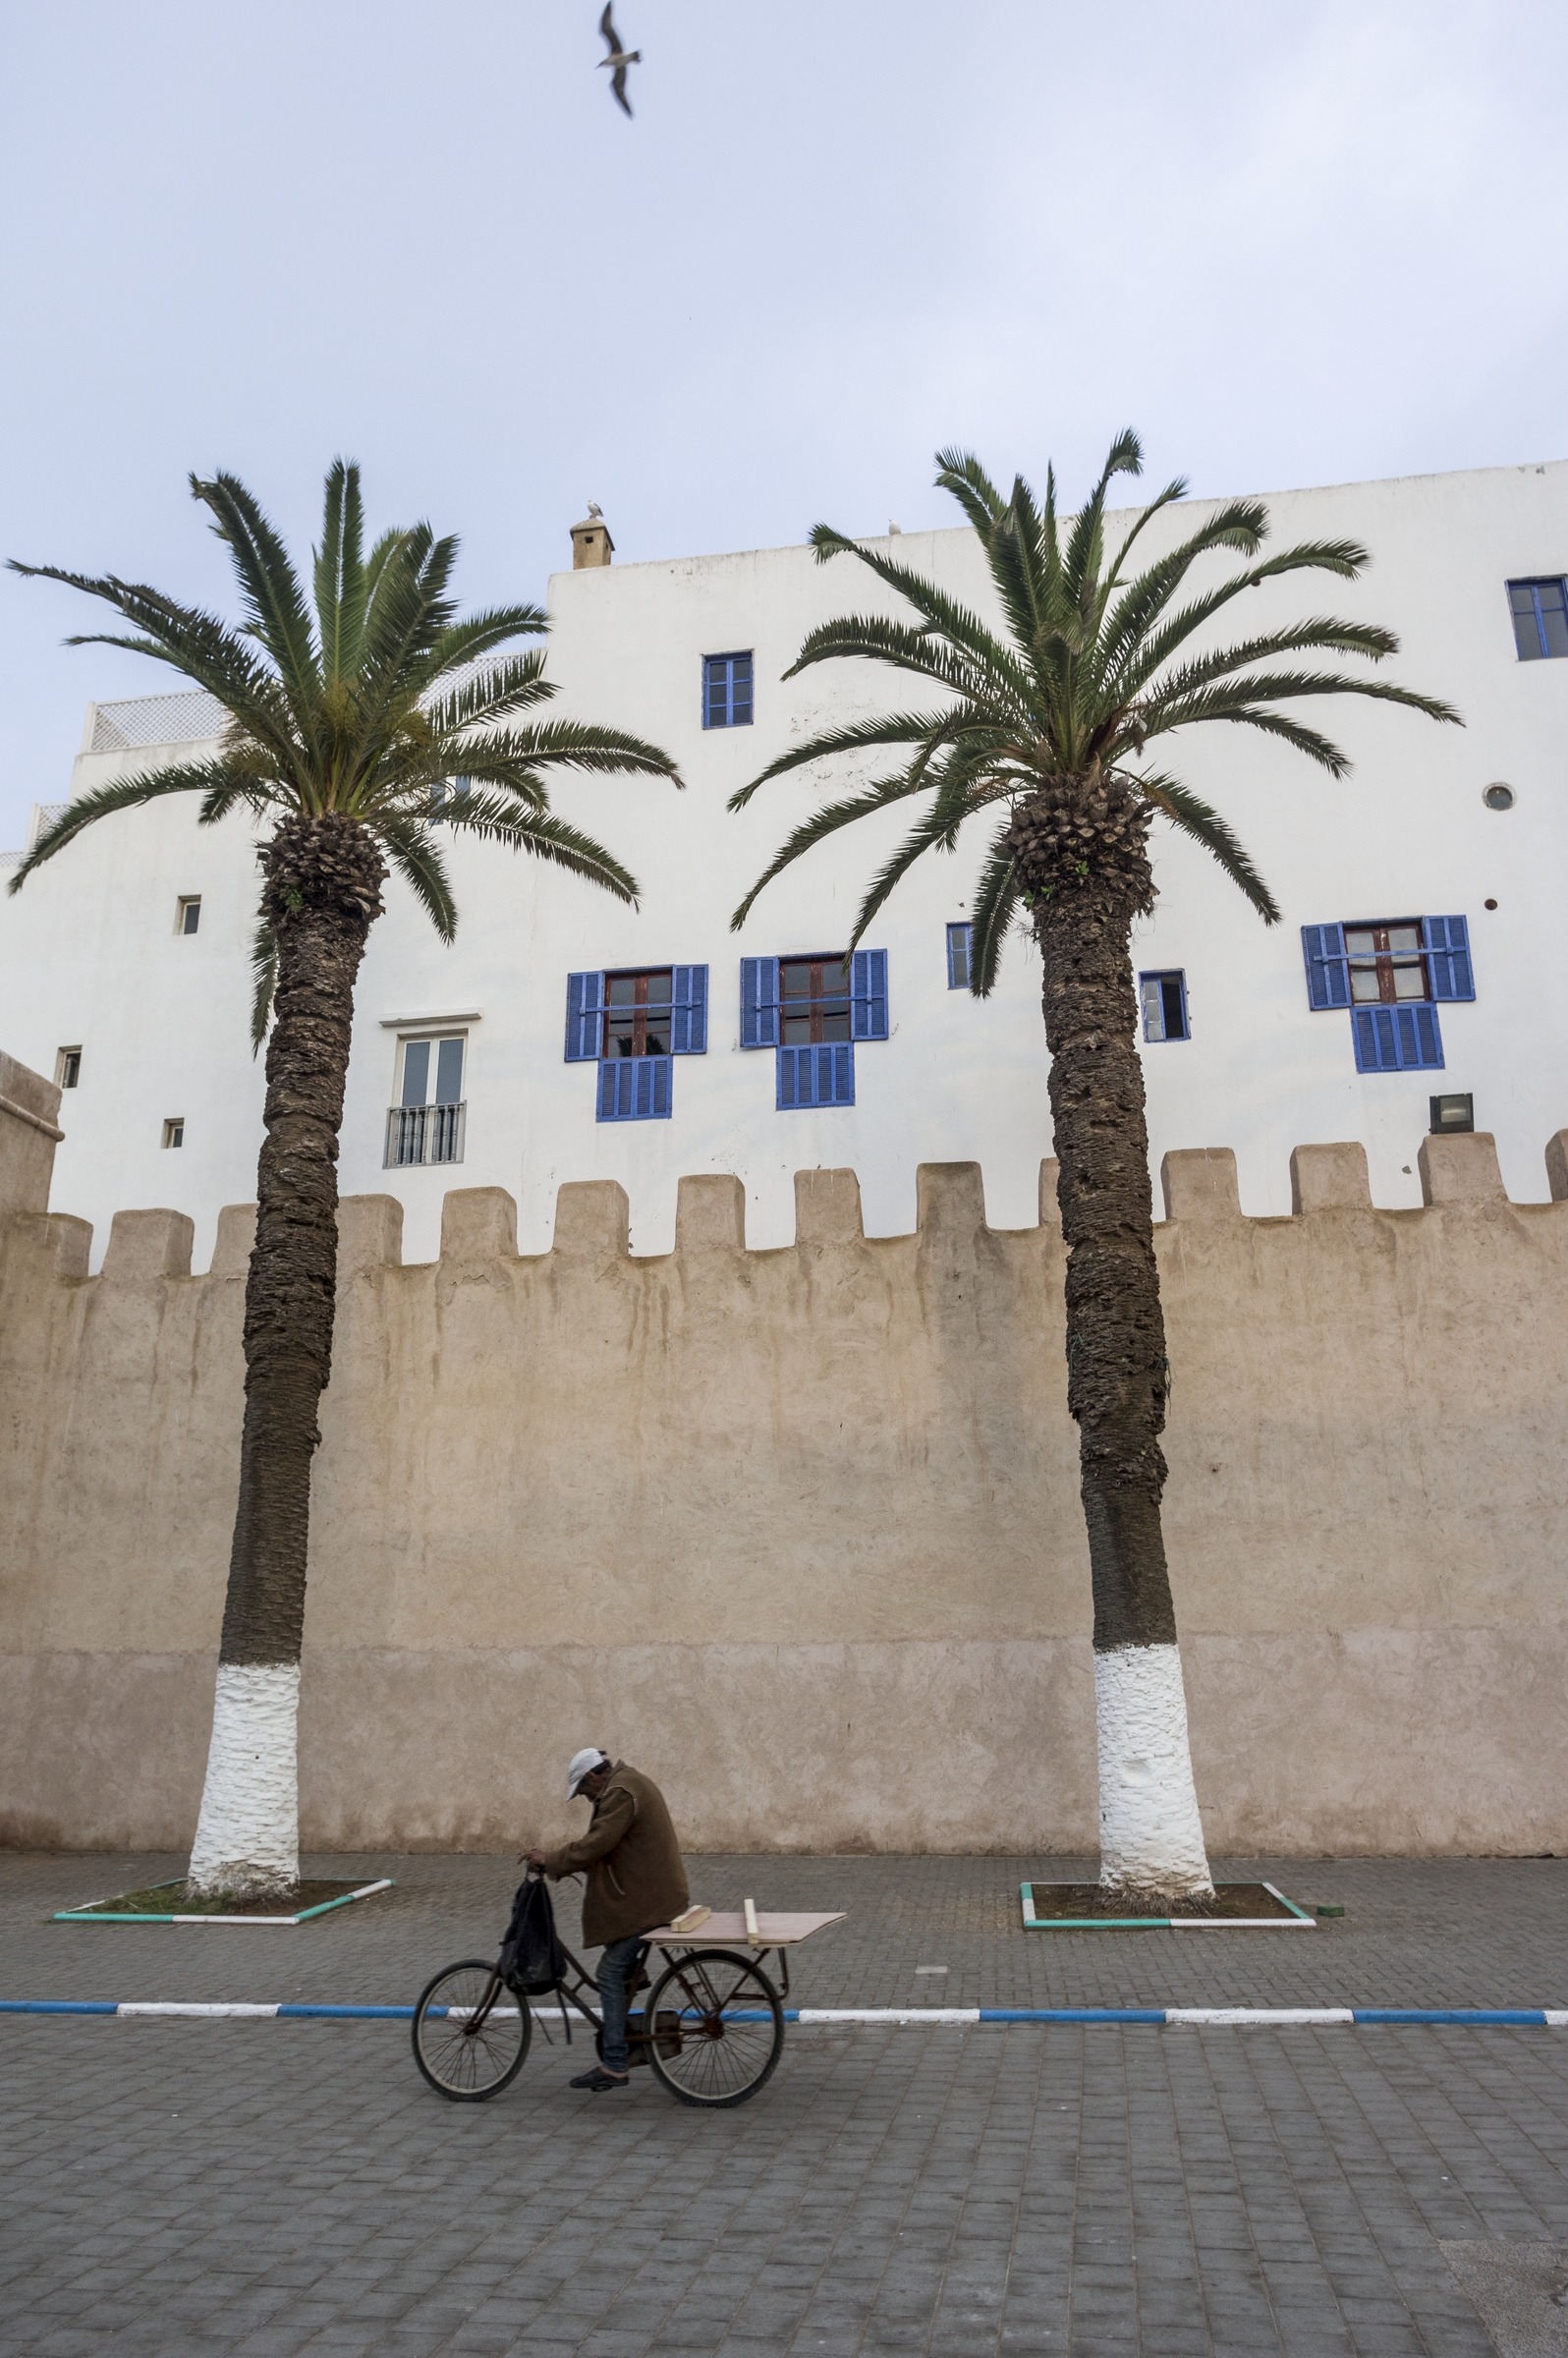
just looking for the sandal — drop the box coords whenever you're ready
[569,2064,629,2092]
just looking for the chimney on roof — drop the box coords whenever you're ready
[571,506,614,569]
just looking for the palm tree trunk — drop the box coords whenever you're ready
[1020,783,1213,1905]
[186,815,384,1900]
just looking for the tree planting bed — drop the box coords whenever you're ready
[53,1879,394,1926]
[1022,1881,1315,1930]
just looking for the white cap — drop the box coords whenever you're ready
[567,1747,610,1799]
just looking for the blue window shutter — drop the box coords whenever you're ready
[1423,916,1474,1002]
[670,965,708,1053]
[741,956,779,1048]
[1302,925,1349,1010]
[851,948,889,1039]
[1402,1004,1443,1068]
[566,972,605,1061]
[598,1055,673,1121]
[776,1042,856,1107]
[1352,1004,1443,1072]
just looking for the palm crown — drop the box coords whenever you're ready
[730,431,1459,973]
[10,461,681,1036]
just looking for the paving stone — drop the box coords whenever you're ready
[5,1853,1568,2353]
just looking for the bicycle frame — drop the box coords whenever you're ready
[458,1931,788,2054]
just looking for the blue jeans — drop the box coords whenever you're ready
[596,1935,648,2074]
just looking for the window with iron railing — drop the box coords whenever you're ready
[385,1034,467,1166]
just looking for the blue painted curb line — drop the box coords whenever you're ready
[3,2000,1566,2026]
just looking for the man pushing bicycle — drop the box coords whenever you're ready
[525,1748,690,2094]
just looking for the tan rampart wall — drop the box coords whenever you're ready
[3,1052,1566,1857]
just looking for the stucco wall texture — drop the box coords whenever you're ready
[3,1066,1566,1858]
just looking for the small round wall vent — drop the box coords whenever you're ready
[1483,781,1515,811]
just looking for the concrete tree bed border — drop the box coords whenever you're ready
[52,1878,395,1926]
[1022,1880,1316,1930]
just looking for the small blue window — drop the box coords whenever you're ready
[946,923,972,989]
[1140,971,1188,1041]
[703,652,754,728]
[1508,578,1568,661]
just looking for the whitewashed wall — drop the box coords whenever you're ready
[2,459,1565,1270]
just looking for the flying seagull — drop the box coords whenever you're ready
[597,5,641,117]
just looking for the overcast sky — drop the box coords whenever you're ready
[2,0,1564,849]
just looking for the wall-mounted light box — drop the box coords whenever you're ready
[1429,1094,1474,1135]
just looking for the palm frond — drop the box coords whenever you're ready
[378,816,458,942]
[439,797,640,903]
[729,768,942,929]
[966,825,1025,997]
[1130,770,1279,922]
[313,459,367,684]
[190,472,320,714]
[1105,539,1379,703]
[846,757,988,949]
[250,917,278,1051]
[421,650,554,735]
[800,528,1039,696]
[7,563,301,763]
[6,759,255,892]
[729,709,971,813]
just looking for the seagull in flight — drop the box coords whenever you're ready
[597,5,641,117]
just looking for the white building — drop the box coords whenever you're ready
[3,460,1565,1271]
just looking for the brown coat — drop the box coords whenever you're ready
[543,1761,690,1948]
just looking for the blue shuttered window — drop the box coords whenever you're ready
[1422,916,1474,1001]
[568,965,704,1121]
[669,965,708,1053]
[740,956,780,1048]
[702,652,754,728]
[851,948,889,1039]
[946,924,973,989]
[1301,925,1350,1009]
[1508,578,1568,662]
[599,1057,672,1120]
[565,972,605,1060]
[1353,1004,1444,1072]
[1304,913,1471,1076]
[778,1043,855,1108]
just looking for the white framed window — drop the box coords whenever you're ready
[176,895,201,935]
[56,1046,82,1090]
[162,1117,185,1149]
[386,1031,467,1167]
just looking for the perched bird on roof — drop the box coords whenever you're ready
[597,6,641,117]
[587,502,604,520]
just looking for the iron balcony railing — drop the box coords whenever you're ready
[384,1100,466,1169]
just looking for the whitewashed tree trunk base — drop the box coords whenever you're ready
[186,1663,300,1900]
[1094,1642,1214,1900]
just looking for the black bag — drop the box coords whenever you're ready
[498,1873,568,1994]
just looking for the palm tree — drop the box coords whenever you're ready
[731,433,1459,1904]
[10,462,680,1901]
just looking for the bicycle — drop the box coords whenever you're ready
[412,1897,843,2109]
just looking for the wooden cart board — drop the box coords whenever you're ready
[648,1910,845,1946]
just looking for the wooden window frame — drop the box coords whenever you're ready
[1344,920,1429,1006]
[602,968,675,1060]
[778,954,852,1046]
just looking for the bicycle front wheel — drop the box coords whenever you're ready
[644,1947,785,2107]
[412,1959,532,2101]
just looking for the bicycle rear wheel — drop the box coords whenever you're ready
[644,1948,785,2107]
[412,1959,532,2101]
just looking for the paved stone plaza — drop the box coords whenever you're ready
[4,1852,1568,2355]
